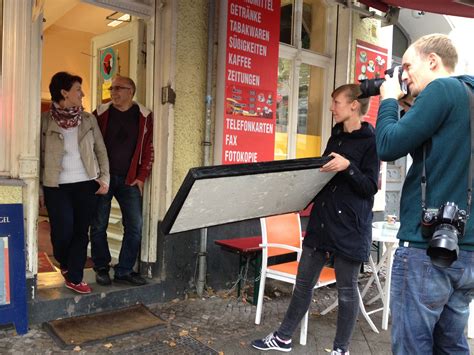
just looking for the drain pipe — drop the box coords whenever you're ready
[197,0,216,297]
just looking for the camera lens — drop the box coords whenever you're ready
[427,224,459,267]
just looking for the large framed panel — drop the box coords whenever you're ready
[162,157,334,234]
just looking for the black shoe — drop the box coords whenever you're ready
[95,269,112,286]
[114,272,147,286]
[251,332,292,352]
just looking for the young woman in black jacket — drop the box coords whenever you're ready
[252,84,379,354]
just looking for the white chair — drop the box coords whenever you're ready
[255,212,336,345]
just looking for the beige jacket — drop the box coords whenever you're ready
[40,111,110,188]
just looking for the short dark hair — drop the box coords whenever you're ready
[49,71,82,103]
[332,84,370,116]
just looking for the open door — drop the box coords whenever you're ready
[91,19,146,108]
[90,19,147,262]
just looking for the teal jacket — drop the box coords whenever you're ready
[376,75,474,250]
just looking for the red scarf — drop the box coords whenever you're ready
[50,103,83,129]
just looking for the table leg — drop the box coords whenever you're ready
[252,253,262,306]
[237,254,243,298]
[382,243,396,330]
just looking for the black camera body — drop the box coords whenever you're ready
[421,202,467,267]
[359,65,408,98]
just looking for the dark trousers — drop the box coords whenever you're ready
[90,175,143,277]
[278,245,361,352]
[43,180,98,284]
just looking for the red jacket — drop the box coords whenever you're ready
[94,101,154,185]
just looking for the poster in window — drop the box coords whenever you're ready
[355,40,388,128]
[222,0,281,164]
[0,237,10,305]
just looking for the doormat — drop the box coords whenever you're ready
[38,251,56,273]
[43,304,166,348]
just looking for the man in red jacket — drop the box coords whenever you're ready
[91,75,154,286]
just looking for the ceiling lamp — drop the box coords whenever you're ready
[106,12,131,27]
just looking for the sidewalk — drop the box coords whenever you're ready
[1,278,473,354]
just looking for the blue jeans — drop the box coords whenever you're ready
[90,175,143,277]
[391,246,474,354]
[44,180,98,284]
[277,245,361,352]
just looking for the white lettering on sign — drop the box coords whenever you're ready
[229,20,270,41]
[225,134,238,146]
[229,36,267,56]
[224,150,258,163]
[228,53,252,68]
[230,3,262,23]
[226,118,274,134]
[0,216,11,223]
[244,0,274,11]
[227,69,260,86]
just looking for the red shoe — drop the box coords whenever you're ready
[65,281,92,294]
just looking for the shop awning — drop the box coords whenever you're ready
[360,0,474,18]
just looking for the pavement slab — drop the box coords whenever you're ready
[1,278,474,354]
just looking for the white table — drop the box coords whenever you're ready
[360,221,399,330]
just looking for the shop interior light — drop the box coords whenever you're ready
[107,13,131,27]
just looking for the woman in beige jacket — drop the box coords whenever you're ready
[40,72,109,294]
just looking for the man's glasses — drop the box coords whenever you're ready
[108,86,132,91]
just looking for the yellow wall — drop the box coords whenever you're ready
[172,0,209,194]
[0,185,22,204]
[350,16,383,82]
[42,25,93,111]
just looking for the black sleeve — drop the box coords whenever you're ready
[342,140,379,198]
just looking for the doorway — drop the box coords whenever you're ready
[38,0,152,292]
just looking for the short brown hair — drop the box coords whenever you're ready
[412,34,458,72]
[332,84,370,116]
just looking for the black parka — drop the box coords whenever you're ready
[303,122,379,262]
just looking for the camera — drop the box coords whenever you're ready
[359,65,408,98]
[421,202,467,267]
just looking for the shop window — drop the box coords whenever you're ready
[392,25,409,59]
[275,58,291,160]
[280,1,294,46]
[276,0,332,160]
[296,63,323,158]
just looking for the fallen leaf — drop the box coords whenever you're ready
[324,348,332,353]
[240,341,246,346]
[172,298,180,303]
[219,352,225,355]
[73,346,81,352]
[103,343,113,349]
[169,341,176,347]
[191,327,198,332]
[179,329,189,336]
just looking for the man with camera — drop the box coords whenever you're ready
[376,34,474,354]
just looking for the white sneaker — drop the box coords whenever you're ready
[331,349,349,355]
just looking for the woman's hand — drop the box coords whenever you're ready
[320,152,350,172]
[95,179,109,195]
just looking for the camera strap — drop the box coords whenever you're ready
[421,81,474,217]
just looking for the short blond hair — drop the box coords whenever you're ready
[332,84,370,116]
[412,34,458,72]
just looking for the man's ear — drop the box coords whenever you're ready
[428,52,441,70]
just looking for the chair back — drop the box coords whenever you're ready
[261,213,302,258]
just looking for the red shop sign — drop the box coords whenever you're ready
[222,0,281,164]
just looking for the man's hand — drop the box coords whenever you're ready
[95,179,109,195]
[380,67,404,101]
[320,152,350,172]
[131,179,144,196]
